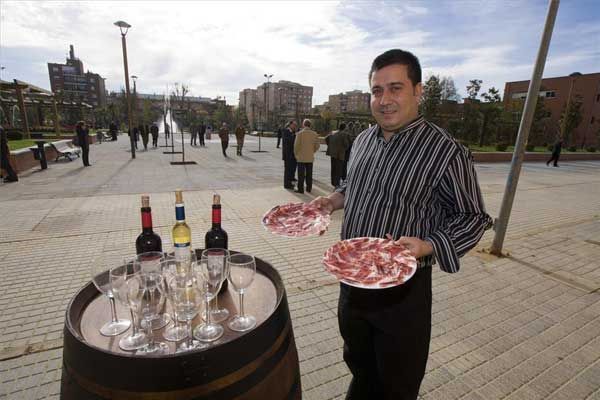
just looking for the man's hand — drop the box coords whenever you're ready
[310,192,345,214]
[310,196,335,214]
[385,234,434,259]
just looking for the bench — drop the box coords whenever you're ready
[50,140,81,161]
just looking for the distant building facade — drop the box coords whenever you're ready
[328,90,370,114]
[48,45,107,108]
[504,72,600,147]
[239,80,313,129]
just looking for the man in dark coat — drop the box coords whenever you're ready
[76,121,91,166]
[139,124,149,150]
[199,123,206,147]
[109,121,118,141]
[276,126,283,148]
[546,137,563,167]
[325,123,351,187]
[282,120,298,189]
[150,123,159,148]
[1,125,18,182]
[218,122,229,157]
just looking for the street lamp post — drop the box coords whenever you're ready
[131,75,138,126]
[263,73,273,131]
[114,20,135,159]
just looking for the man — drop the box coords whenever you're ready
[276,125,283,148]
[1,124,18,182]
[109,120,118,141]
[325,122,351,187]
[281,120,297,189]
[546,136,563,167]
[311,49,492,399]
[150,122,159,148]
[294,119,320,193]
[199,122,206,147]
[235,124,246,156]
[190,122,198,146]
[218,122,229,157]
[76,121,91,166]
[139,123,149,151]
[164,123,170,140]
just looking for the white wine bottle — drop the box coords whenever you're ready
[172,190,191,260]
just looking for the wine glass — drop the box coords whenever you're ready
[137,251,169,330]
[202,248,230,323]
[111,260,148,351]
[136,272,170,355]
[227,253,257,332]
[160,258,189,342]
[90,253,130,336]
[192,252,225,342]
[168,276,207,352]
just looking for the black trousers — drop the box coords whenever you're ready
[284,158,297,188]
[277,136,281,148]
[330,157,344,187]
[199,133,205,146]
[80,141,90,166]
[152,134,158,147]
[546,152,560,166]
[338,266,432,400]
[221,141,228,157]
[297,162,313,192]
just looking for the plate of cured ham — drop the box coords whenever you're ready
[262,202,331,237]
[323,237,417,289]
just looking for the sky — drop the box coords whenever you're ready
[1,0,599,106]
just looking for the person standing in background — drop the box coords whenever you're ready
[199,122,206,147]
[218,122,229,157]
[1,124,18,182]
[76,121,91,166]
[293,119,320,193]
[150,122,159,148]
[235,124,246,156]
[282,120,298,190]
[325,123,351,187]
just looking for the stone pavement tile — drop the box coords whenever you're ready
[303,373,351,400]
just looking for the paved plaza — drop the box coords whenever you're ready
[0,133,599,400]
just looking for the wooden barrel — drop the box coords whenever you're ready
[60,254,301,399]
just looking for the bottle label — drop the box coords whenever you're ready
[174,244,191,261]
[175,204,186,221]
[212,208,221,224]
[141,212,153,229]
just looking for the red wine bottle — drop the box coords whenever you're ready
[136,195,162,254]
[205,194,228,292]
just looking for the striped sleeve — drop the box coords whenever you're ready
[425,149,493,273]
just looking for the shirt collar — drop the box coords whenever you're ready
[375,115,425,139]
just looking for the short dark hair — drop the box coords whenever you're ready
[369,49,422,87]
[339,123,346,130]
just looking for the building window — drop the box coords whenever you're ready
[545,91,556,98]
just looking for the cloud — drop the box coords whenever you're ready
[1,0,598,106]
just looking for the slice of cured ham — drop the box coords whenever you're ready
[262,202,331,237]
[323,237,417,289]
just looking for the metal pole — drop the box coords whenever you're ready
[490,0,559,255]
[121,33,135,159]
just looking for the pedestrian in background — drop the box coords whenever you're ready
[325,123,351,187]
[76,121,91,166]
[546,137,563,167]
[190,123,198,146]
[1,124,18,182]
[276,125,283,148]
[218,122,229,157]
[206,124,213,140]
[235,124,246,156]
[294,119,320,193]
[164,123,170,139]
[150,122,159,148]
[139,123,149,151]
[199,122,206,147]
[282,120,298,190]
[109,121,118,141]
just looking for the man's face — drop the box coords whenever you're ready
[370,64,422,134]
[290,121,297,131]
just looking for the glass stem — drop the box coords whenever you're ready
[239,292,245,318]
[187,319,193,348]
[205,297,212,326]
[145,317,154,347]
[108,295,119,323]
[213,295,219,311]
[130,308,138,335]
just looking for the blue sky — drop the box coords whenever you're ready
[1,0,598,105]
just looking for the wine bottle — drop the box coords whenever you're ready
[136,195,162,254]
[172,190,192,261]
[205,193,229,292]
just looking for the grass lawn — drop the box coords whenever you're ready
[7,140,37,151]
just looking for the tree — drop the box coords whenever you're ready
[529,97,552,146]
[420,75,442,120]
[466,79,483,100]
[478,87,502,146]
[560,94,584,146]
[440,76,460,101]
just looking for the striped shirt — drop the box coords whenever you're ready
[336,116,493,273]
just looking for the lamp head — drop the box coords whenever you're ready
[114,20,131,35]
